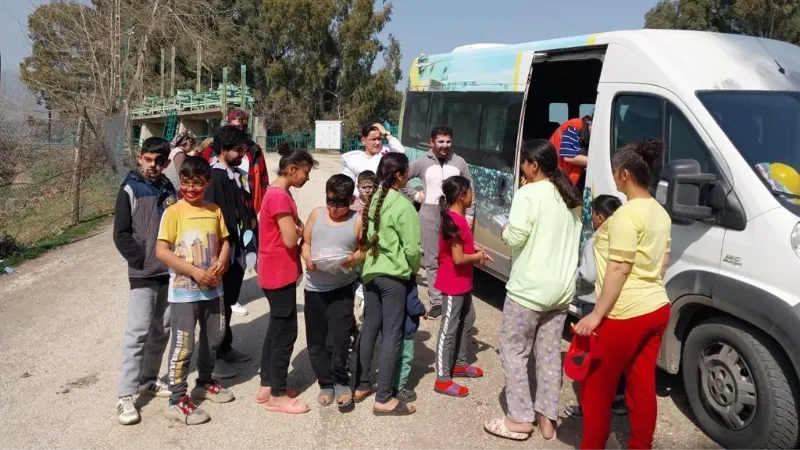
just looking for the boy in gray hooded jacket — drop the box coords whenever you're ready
[112,137,177,425]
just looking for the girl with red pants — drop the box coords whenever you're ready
[574,139,672,449]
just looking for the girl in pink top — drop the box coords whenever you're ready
[255,145,317,415]
[433,176,493,397]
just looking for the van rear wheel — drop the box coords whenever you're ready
[682,318,799,449]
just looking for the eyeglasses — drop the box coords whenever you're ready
[326,198,350,208]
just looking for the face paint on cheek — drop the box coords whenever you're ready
[181,187,201,200]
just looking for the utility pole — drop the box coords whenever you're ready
[221,67,228,120]
[196,41,202,93]
[160,47,165,98]
[170,45,176,97]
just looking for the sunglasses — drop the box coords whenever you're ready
[326,198,350,208]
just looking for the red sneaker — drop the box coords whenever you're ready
[434,380,469,397]
[453,364,484,378]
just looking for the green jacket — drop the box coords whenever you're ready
[361,188,421,284]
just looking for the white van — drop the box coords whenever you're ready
[399,29,800,448]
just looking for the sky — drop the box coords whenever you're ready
[0,0,659,88]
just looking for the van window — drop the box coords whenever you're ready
[447,101,482,148]
[612,94,719,186]
[580,103,595,117]
[549,103,568,125]
[480,105,507,153]
[406,93,430,141]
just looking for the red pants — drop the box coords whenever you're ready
[580,304,670,450]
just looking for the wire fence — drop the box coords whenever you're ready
[0,110,127,260]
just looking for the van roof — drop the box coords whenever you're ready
[410,29,800,92]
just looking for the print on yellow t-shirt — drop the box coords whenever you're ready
[157,200,230,303]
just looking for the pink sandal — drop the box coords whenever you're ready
[264,398,310,415]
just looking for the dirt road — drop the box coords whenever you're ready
[0,153,720,449]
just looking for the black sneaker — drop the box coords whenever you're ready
[218,348,251,364]
[395,388,417,403]
[428,305,442,320]
[565,404,583,419]
[611,396,628,415]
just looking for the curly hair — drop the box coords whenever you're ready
[612,139,664,187]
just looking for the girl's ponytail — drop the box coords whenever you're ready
[439,176,472,242]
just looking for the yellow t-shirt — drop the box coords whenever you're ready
[594,197,671,320]
[157,200,230,303]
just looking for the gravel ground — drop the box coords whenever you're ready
[0,154,720,449]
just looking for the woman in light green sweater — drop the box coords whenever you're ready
[484,140,582,442]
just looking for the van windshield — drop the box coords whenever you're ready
[698,91,800,202]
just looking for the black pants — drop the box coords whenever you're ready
[304,284,356,390]
[219,261,245,356]
[260,283,298,395]
[357,276,406,403]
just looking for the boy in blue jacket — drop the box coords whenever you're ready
[392,276,427,403]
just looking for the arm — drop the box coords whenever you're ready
[301,208,320,271]
[559,127,588,167]
[590,260,631,318]
[451,241,483,266]
[277,213,300,249]
[401,159,424,202]
[406,286,426,317]
[661,238,671,279]
[501,189,535,249]
[396,202,422,273]
[578,239,597,284]
[171,151,186,171]
[343,213,366,269]
[385,135,405,154]
[112,187,145,269]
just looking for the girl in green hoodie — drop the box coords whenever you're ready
[353,153,421,416]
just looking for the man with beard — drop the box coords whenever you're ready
[402,125,474,320]
[204,125,257,378]
[202,108,267,317]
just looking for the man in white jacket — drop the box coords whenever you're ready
[342,123,405,210]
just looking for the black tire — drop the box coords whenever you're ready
[682,317,799,449]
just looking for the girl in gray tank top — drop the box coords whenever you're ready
[305,209,359,292]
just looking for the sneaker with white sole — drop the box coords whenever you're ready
[191,379,235,403]
[139,379,171,398]
[164,396,210,425]
[231,302,248,316]
[117,396,140,425]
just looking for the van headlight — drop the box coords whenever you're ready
[793,223,800,259]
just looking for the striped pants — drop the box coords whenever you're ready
[435,293,475,381]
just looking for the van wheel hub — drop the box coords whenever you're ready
[699,342,756,430]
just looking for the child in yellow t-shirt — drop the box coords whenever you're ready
[155,156,233,426]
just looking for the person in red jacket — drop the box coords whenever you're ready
[549,114,592,190]
[201,108,270,215]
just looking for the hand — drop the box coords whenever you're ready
[295,220,304,237]
[209,259,229,277]
[373,123,388,136]
[304,256,317,272]
[477,250,487,268]
[482,249,495,263]
[467,218,474,229]
[341,252,359,270]
[574,311,603,337]
[192,268,217,287]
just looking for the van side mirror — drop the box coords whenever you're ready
[656,159,716,223]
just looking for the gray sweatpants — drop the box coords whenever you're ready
[435,293,475,381]
[167,298,225,400]
[499,297,567,422]
[117,283,171,398]
[420,204,442,307]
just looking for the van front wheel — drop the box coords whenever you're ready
[682,318,799,449]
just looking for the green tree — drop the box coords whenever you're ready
[645,0,800,44]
